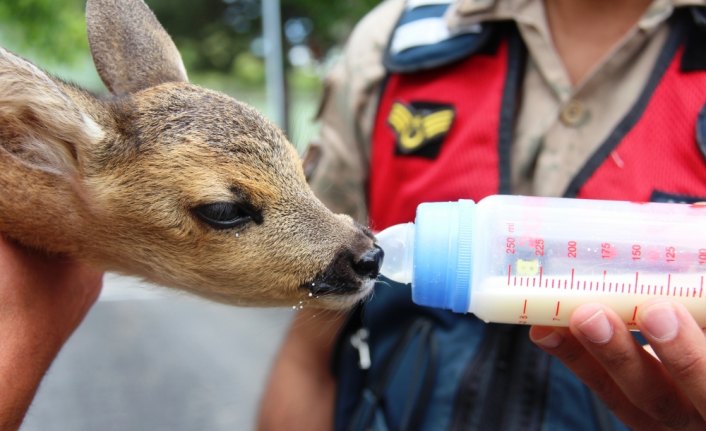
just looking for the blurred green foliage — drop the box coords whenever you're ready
[0,0,379,73]
[147,0,380,72]
[0,0,379,147]
[147,0,381,73]
[282,0,381,53]
[0,0,87,63]
[0,0,104,90]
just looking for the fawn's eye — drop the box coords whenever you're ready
[193,202,263,230]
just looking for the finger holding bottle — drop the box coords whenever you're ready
[530,323,655,429]
[636,299,706,422]
[532,302,706,430]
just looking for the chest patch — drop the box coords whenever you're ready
[387,100,455,159]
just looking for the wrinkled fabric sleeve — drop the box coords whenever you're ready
[305,0,406,224]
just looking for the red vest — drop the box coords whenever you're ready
[368,25,706,231]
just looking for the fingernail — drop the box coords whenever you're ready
[640,302,678,342]
[531,327,564,349]
[576,305,613,344]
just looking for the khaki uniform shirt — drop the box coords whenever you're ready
[305,0,705,223]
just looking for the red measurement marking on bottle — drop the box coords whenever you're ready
[571,269,575,289]
[567,240,577,258]
[632,244,642,261]
[507,265,512,286]
[539,267,543,286]
[627,306,637,327]
[534,239,545,257]
[552,301,561,321]
[506,237,516,254]
[635,272,639,291]
[667,274,672,294]
[522,299,528,314]
[603,271,607,292]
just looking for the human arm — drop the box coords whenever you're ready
[258,2,405,430]
[530,300,706,430]
[256,309,346,431]
[0,235,103,430]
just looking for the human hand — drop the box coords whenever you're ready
[530,300,706,430]
[0,235,103,430]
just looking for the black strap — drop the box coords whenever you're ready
[346,318,439,431]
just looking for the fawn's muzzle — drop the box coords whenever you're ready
[352,245,384,279]
[305,243,384,297]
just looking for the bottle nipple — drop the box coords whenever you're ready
[375,223,415,284]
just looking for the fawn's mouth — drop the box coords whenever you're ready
[301,245,383,293]
[299,278,376,310]
[295,242,382,309]
[306,277,377,296]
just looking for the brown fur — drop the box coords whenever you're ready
[0,0,380,308]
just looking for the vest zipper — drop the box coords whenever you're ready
[350,327,372,370]
[450,325,549,431]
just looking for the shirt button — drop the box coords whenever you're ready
[560,100,588,127]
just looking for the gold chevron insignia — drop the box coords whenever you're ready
[388,102,455,153]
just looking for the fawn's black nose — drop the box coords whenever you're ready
[352,245,384,279]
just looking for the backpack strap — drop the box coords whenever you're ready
[384,0,496,73]
[682,6,706,71]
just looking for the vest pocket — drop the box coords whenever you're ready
[649,189,706,204]
[345,317,439,431]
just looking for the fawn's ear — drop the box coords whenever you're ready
[86,0,188,96]
[0,48,104,176]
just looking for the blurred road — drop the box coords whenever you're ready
[20,274,295,431]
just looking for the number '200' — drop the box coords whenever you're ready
[567,240,577,258]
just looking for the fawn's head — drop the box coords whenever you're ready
[0,0,382,308]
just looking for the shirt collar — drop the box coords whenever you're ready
[447,0,706,33]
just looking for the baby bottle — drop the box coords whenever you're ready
[375,195,706,327]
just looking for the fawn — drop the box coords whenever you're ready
[0,0,383,309]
